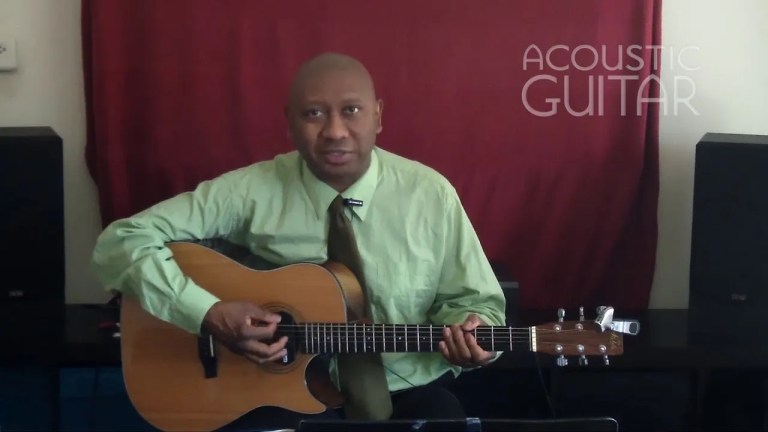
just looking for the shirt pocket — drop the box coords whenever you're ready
[369,261,438,324]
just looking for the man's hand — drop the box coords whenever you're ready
[201,301,288,364]
[438,313,494,368]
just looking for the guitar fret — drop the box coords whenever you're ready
[417,325,420,352]
[372,324,376,353]
[429,324,433,350]
[337,323,341,353]
[382,324,386,352]
[392,324,397,353]
[304,323,308,354]
[354,325,358,353]
[491,327,495,351]
[509,327,512,352]
[345,323,349,354]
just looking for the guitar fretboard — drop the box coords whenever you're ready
[278,323,535,354]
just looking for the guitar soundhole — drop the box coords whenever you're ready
[271,311,297,366]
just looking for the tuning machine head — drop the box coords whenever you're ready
[556,354,568,367]
[600,344,610,365]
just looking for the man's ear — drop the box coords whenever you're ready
[376,99,384,134]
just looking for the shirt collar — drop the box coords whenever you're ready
[301,147,380,222]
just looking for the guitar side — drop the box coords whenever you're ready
[120,242,355,432]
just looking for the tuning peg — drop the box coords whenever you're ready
[598,344,609,366]
[579,307,585,321]
[576,345,587,366]
[556,355,568,367]
[557,308,565,322]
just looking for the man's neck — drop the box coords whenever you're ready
[327,176,360,193]
[325,157,372,193]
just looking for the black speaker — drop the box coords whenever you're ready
[0,127,64,355]
[689,132,768,343]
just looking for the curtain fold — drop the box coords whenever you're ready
[82,0,661,311]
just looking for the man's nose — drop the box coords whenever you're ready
[321,112,349,140]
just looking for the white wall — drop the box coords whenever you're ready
[0,0,766,307]
[652,0,768,308]
[0,0,107,304]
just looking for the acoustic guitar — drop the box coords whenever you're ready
[120,241,631,432]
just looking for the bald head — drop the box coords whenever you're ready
[288,52,377,107]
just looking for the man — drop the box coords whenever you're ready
[91,52,506,430]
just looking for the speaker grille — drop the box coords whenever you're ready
[0,127,64,305]
[689,133,768,342]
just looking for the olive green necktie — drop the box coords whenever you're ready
[327,195,393,420]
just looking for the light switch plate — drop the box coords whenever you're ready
[0,36,18,71]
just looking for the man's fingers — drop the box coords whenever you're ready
[464,332,491,364]
[239,335,288,358]
[245,347,288,365]
[450,325,472,361]
[461,314,483,331]
[442,327,458,360]
[239,322,278,340]
[441,325,493,367]
[438,341,450,360]
[246,308,282,325]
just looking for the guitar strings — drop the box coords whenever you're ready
[274,325,593,335]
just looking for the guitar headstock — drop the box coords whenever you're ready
[533,306,638,366]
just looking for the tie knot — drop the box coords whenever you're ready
[329,194,346,215]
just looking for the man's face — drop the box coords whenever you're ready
[287,68,382,191]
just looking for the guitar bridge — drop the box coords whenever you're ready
[198,331,218,379]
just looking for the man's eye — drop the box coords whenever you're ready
[303,109,323,118]
[343,106,361,115]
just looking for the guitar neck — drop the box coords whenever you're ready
[279,323,534,354]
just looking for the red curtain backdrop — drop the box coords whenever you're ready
[82,0,661,311]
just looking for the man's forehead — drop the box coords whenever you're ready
[299,67,371,88]
[291,68,376,103]
[297,94,368,106]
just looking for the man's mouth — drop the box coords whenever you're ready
[321,150,353,165]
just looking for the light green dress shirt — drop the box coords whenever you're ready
[92,146,506,391]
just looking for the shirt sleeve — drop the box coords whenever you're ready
[429,186,507,329]
[91,173,241,335]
